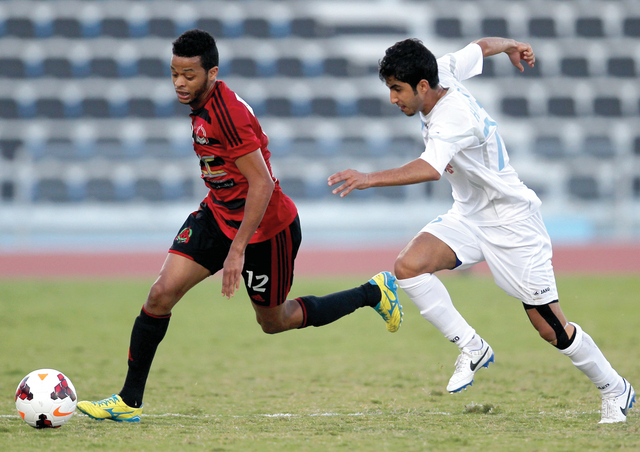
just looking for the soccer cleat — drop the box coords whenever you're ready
[369,271,403,333]
[599,378,635,424]
[77,394,142,422]
[446,339,494,393]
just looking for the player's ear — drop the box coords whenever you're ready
[417,79,430,94]
[208,66,219,81]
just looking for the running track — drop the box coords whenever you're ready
[1,243,639,278]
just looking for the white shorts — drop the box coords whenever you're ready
[421,211,558,305]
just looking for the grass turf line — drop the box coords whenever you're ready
[0,275,638,451]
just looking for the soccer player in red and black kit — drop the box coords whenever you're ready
[77,29,403,422]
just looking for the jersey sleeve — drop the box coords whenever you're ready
[437,42,483,82]
[214,95,262,161]
[419,112,481,175]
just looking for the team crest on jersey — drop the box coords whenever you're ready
[193,125,208,145]
[175,227,193,244]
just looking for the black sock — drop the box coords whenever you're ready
[119,307,171,408]
[296,282,380,328]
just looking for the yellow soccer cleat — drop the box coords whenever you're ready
[77,394,142,422]
[369,271,403,332]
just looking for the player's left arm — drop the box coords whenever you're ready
[473,37,535,72]
[221,149,275,299]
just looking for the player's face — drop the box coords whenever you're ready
[171,55,218,108]
[385,76,426,117]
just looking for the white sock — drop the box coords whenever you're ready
[398,273,477,349]
[559,322,624,396]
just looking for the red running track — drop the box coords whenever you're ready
[1,244,639,278]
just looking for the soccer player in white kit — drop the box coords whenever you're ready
[328,37,635,424]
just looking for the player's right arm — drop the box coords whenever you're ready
[328,158,440,198]
[472,37,535,72]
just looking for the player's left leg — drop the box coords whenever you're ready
[246,217,401,334]
[525,301,635,423]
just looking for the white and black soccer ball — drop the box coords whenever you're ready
[15,369,77,428]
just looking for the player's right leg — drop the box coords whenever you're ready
[395,226,494,393]
[78,253,211,421]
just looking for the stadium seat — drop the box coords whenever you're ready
[1,181,14,201]
[36,98,65,119]
[501,97,530,117]
[53,18,82,38]
[311,97,338,117]
[0,139,22,160]
[244,18,271,38]
[81,97,109,117]
[529,17,556,37]
[148,18,176,38]
[340,137,369,156]
[561,57,589,77]
[576,17,604,38]
[0,99,18,119]
[607,57,636,77]
[623,18,640,37]
[265,97,292,117]
[634,136,640,156]
[278,176,307,199]
[128,98,156,118]
[593,96,622,117]
[435,18,462,38]
[0,58,25,78]
[134,178,164,201]
[195,18,225,37]
[101,18,129,38]
[533,136,566,159]
[6,18,35,38]
[481,18,508,37]
[230,58,258,77]
[323,57,350,77]
[86,178,117,202]
[276,57,304,77]
[34,178,70,202]
[357,97,395,117]
[548,97,576,117]
[568,175,599,200]
[90,58,119,78]
[583,135,615,158]
[43,58,73,78]
[138,57,168,78]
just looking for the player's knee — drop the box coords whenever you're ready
[146,281,177,314]
[256,316,286,334]
[394,256,436,280]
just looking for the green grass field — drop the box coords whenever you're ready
[1,274,638,451]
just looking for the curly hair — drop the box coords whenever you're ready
[378,39,439,91]
[172,29,219,71]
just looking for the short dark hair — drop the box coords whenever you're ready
[172,29,219,71]
[378,38,439,90]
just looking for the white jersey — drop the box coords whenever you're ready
[419,43,541,226]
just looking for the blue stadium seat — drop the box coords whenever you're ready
[501,97,530,117]
[134,178,164,202]
[561,57,589,77]
[6,18,35,38]
[36,98,65,119]
[43,58,73,78]
[82,98,110,118]
[33,179,69,202]
[435,18,462,38]
[101,18,129,38]
[623,18,640,37]
[86,178,117,202]
[148,18,176,38]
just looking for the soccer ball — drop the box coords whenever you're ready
[15,369,77,428]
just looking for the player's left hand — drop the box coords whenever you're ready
[222,249,244,299]
[327,169,370,197]
[507,41,535,72]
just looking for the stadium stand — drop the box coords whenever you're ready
[0,0,639,242]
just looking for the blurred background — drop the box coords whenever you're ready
[1,0,639,254]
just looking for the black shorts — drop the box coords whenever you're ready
[169,203,301,308]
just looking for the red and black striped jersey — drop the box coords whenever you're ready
[190,80,297,243]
